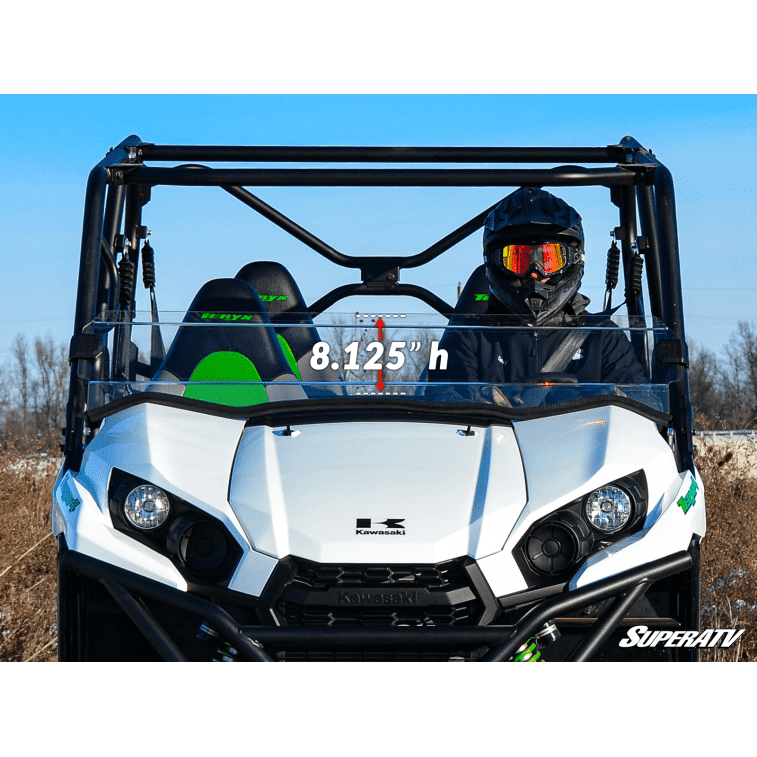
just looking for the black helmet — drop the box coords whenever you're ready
[483,188,586,324]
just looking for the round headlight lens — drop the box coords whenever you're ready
[585,486,632,533]
[123,485,171,531]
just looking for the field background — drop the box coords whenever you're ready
[1,437,755,663]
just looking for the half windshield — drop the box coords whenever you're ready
[85,311,674,417]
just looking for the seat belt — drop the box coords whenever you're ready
[540,330,591,373]
[540,309,622,374]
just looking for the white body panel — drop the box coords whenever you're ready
[54,404,278,597]
[228,422,527,563]
[55,401,703,601]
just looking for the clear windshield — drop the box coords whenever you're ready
[85,311,674,415]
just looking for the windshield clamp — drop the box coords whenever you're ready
[655,339,689,368]
[360,257,402,288]
[69,334,104,362]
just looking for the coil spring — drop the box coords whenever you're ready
[625,254,644,300]
[213,641,240,662]
[197,623,240,662]
[118,254,136,307]
[605,241,620,290]
[512,638,542,662]
[142,240,155,288]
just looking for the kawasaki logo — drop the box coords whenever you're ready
[677,477,699,514]
[260,295,287,302]
[338,590,417,605]
[356,518,406,536]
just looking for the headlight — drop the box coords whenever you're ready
[526,511,593,575]
[123,485,171,531]
[585,486,632,533]
[167,515,232,577]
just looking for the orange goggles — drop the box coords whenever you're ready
[500,243,575,277]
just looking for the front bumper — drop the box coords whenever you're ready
[57,540,695,662]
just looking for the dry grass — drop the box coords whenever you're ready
[696,437,757,662]
[1,432,755,662]
[0,440,59,662]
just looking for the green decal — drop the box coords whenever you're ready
[474,293,490,301]
[677,477,699,514]
[277,335,301,380]
[184,351,268,406]
[260,295,288,302]
[200,313,256,321]
[61,479,81,512]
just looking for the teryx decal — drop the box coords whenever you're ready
[677,477,699,514]
[60,477,81,513]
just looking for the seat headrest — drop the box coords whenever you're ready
[452,264,491,317]
[184,278,269,323]
[159,278,292,382]
[235,261,309,316]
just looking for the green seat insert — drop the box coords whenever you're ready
[276,334,301,380]
[183,351,268,406]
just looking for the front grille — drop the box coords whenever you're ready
[278,602,476,627]
[287,562,462,590]
[275,558,483,628]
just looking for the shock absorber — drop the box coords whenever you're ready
[141,239,156,289]
[511,621,561,661]
[196,622,240,662]
[512,638,542,662]
[139,237,166,372]
[118,250,136,308]
[603,239,621,311]
[625,253,644,302]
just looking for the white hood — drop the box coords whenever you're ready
[229,421,528,564]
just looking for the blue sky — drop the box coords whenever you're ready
[1,94,755,368]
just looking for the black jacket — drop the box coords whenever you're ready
[427,296,646,385]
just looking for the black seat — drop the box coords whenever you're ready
[449,264,492,321]
[152,278,304,405]
[235,261,342,389]
[416,265,493,395]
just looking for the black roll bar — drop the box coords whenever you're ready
[620,137,693,470]
[139,145,629,164]
[116,165,644,188]
[65,136,691,474]
[65,136,142,465]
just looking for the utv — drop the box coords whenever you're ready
[54,137,704,661]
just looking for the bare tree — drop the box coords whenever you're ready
[687,323,757,430]
[1,334,69,447]
[12,335,31,435]
[723,321,757,428]
[688,340,728,429]
[31,336,68,439]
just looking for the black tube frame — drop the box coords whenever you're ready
[59,545,692,662]
[64,136,694,481]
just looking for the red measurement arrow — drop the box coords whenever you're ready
[376,369,385,392]
[376,316,385,341]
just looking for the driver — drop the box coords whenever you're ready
[428,187,645,385]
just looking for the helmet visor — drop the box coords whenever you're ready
[500,243,574,277]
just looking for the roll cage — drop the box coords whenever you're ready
[64,136,693,473]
